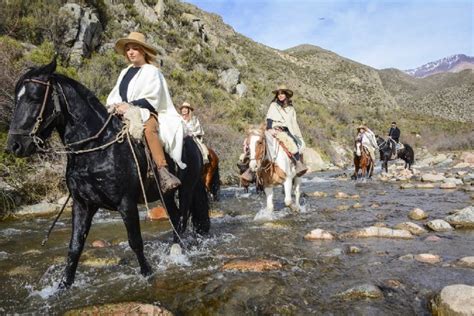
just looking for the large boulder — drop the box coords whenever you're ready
[217,68,240,93]
[445,206,474,228]
[342,226,413,239]
[431,284,474,316]
[426,219,454,232]
[59,3,103,67]
[302,147,327,172]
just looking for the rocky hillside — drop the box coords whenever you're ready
[0,0,473,192]
[404,54,474,78]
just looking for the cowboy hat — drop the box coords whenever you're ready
[115,32,158,59]
[357,125,368,131]
[272,84,293,98]
[179,101,194,111]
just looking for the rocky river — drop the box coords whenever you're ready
[0,158,473,315]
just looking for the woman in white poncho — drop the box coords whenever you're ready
[179,102,209,164]
[106,32,182,193]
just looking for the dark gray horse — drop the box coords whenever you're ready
[376,136,414,172]
[6,58,209,289]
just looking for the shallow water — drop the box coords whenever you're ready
[0,170,473,314]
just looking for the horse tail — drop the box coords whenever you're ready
[210,163,220,201]
[191,178,210,235]
[403,143,415,164]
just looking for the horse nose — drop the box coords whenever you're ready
[7,139,22,156]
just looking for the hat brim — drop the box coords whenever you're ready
[179,105,194,111]
[272,89,293,98]
[115,38,158,59]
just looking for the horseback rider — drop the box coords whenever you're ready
[266,85,308,176]
[106,32,181,193]
[179,102,209,164]
[356,125,378,163]
[388,121,401,150]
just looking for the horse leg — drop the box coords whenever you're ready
[293,177,302,212]
[283,177,294,209]
[59,200,96,289]
[264,186,274,212]
[191,181,210,235]
[117,201,152,277]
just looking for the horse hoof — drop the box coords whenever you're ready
[141,265,153,277]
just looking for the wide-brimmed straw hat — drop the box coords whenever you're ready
[272,85,293,98]
[115,32,158,59]
[357,125,368,131]
[179,101,194,111]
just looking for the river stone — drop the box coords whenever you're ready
[431,284,474,316]
[445,206,474,228]
[421,173,445,182]
[394,222,427,235]
[309,191,328,198]
[399,254,414,262]
[304,229,335,240]
[64,302,173,316]
[222,259,282,272]
[82,256,121,267]
[210,209,225,218]
[461,152,474,163]
[335,192,349,199]
[463,173,474,184]
[350,194,360,199]
[91,239,110,248]
[336,205,350,211]
[408,208,428,220]
[426,219,454,232]
[147,206,168,221]
[416,183,436,189]
[352,203,363,209]
[444,178,464,185]
[415,253,441,264]
[400,183,415,189]
[440,183,457,189]
[457,257,474,268]
[343,226,413,239]
[424,235,441,242]
[337,284,383,300]
[347,246,362,254]
[262,222,287,230]
[371,203,380,208]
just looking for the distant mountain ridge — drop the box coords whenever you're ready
[404,54,474,78]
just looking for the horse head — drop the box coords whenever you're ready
[354,139,362,157]
[247,127,266,172]
[7,57,60,157]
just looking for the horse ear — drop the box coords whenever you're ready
[44,54,58,75]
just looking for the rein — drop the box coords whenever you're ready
[15,77,123,155]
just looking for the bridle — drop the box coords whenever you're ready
[9,78,62,148]
[10,77,119,154]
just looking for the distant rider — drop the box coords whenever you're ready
[388,121,401,150]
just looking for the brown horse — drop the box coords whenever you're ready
[202,147,220,201]
[352,139,374,180]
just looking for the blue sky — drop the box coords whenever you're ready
[185,0,473,70]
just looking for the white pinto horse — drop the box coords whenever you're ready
[246,127,302,213]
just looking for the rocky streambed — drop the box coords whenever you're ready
[0,160,473,314]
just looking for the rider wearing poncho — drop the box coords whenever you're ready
[179,102,209,164]
[106,32,185,193]
[356,125,378,162]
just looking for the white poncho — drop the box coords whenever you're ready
[107,64,186,169]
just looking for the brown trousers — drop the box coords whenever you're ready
[144,115,167,167]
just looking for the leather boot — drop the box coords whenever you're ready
[240,168,254,182]
[157,167,181,194]
[295,160,308,177]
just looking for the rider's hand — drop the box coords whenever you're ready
[115,102,130,115]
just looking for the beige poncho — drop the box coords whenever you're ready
[266,102,305,149]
